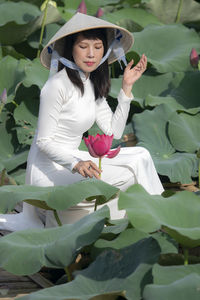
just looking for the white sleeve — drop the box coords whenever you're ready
[36,77,81,171]
[95,88,133,139]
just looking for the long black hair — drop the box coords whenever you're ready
[60,28,110,100]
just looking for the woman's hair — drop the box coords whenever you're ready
[60,28,110,99]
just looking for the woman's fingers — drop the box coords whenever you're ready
[74,160,101,179]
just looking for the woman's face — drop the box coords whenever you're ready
[72,34,104,77]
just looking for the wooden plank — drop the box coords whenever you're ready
[28,273,54,288]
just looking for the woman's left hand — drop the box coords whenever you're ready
[122,54,147,97]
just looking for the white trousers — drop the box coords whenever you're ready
[0,147,164,231]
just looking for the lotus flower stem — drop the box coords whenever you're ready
[94,157,102,211]
[53,209,62,226]
[99,157,102,179]
[199,160,200,188]
[0,169,6,186]
[183,248,189,266]
[37,0,50,58]
[175,0,183,23]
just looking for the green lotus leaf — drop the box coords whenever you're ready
[103,8,162,31]
[170,71,200,109]
[130,24,200,73]
[0,110,29,172]
[132,104,198,183]
[168,111,200,153]
[101,218,129,235]
[22,58,49,89]
[0,1,40,45]
[143,273,200,300]
[13,85,39,145]
[18,237,160,300]
[0,206,109,275]
[0,179,119,213]
[110,72,174,108]
[152,263,200,285]
[0,1,61,45]
[0,56,27,103]
[92,228,177,258]
[27,23,61,49]
[145,95,184,110]
[144,0,200,24]
[1,45,25,59]
[58,0,119,20]
[118,184,200,248]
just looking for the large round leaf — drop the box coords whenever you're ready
[0,1,40,45]
[58,0,120,20]
[22,58,49,89]
[131,24,200,73]
[92,228,177,258]
[0,56,26,102]
[0,110,29,172]
[144,0,200,24]
[103,8,162,31]
[143,273,200,300]
[110,72,174,108]
[152,263,200,285]
[132,104,198,183]
[14,85,40,146]
[118,184,200,248]
[170,71,200,109]
[17,237,161,300]
[27,23,61,50]
[0,1,61,45]
[0,206,109,275]
[168,111,200,153]
[0,179,119,213]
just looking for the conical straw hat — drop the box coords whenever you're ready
[40,12,134,69]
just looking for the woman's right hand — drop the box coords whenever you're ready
[73,160,101,179]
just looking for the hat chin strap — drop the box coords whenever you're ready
[48,29,128,77]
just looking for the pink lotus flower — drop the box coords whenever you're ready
[77,0,87,14]
[190,48,199,68]
[95,8,104,18]
[83,134,120,159]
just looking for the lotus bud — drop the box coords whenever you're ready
[190,48,199,68]
[77,0,87,14]
[95,8,104,18]
[0,88,7,104]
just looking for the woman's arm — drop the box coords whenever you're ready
[36,76,81,171]
[95,54,147,139]
[95,89,133,139]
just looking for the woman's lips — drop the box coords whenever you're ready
[85,62,95,66]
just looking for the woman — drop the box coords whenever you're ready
[0,13,164,231]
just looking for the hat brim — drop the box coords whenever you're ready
[40,13,134,69]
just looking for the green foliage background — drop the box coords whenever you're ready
[0,0,200,299]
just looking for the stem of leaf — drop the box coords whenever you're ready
[199,159,200,188]
[0,169,6,186]
[53,209,62,227]
[175,0,183,23]
[184,248,189,266]
[37,0,49,58]
[52,210,72,281]
[111,63,115,78]
[64,266,72,282]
